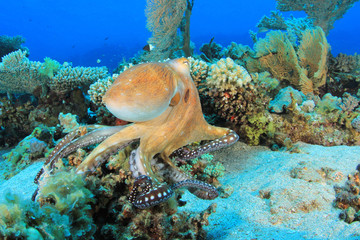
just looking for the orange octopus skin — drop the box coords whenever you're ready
[76,58,234,182]
[33,58,239,208]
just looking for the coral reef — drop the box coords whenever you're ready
[0,170,95,239]
[0,35,28,59]
[0,50,44,94]
[276,0,359,34]
[142,0,188,61]
[26,137,222,239]
[2,127,50,179]
[0,50,109,95]
[252,27,329,95]
[334,164,360,223]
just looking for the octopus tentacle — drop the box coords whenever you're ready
[171,130,239,160]
[58,125,128,163]
[76,124,142,174]
[34,125,127,184]
[129,175,173,209]
[129,175,218,209]
[172,179,219,200]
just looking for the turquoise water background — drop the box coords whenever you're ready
[1,0,359,70]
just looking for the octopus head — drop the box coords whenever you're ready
[167,57,191,79]
[103,58,189,123]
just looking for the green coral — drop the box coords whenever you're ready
[204,162,225,178]
[244,112,275,145]
[39,57,61,78]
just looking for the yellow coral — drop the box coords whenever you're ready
[297,27,329,94]
[254,31,301,86]
[254,27,329,95]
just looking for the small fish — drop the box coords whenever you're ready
[97,59,101,64]
[104,37,109,40]
[143,44,154,52]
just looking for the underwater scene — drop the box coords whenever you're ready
[1,0,360,239]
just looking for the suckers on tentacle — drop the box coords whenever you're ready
[129,175,219,209]
[171,130,239,161]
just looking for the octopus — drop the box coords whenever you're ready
[33,58,239,209]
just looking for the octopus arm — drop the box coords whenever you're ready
[76,124,142,174]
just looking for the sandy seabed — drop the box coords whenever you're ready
[1,142,360,240]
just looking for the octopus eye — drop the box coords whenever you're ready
[183,59,189,66]
[184,89,190,103]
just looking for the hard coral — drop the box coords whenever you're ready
[206,57,252,93]
[0,50,44,94]
[49,65,108,94]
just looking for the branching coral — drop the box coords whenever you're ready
[0,50,44,94]
[0,50,109,95]
[49,65,108,94]
[276,0,359,34]
[206,57,252,93]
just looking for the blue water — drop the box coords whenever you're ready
[1,0,359,71]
